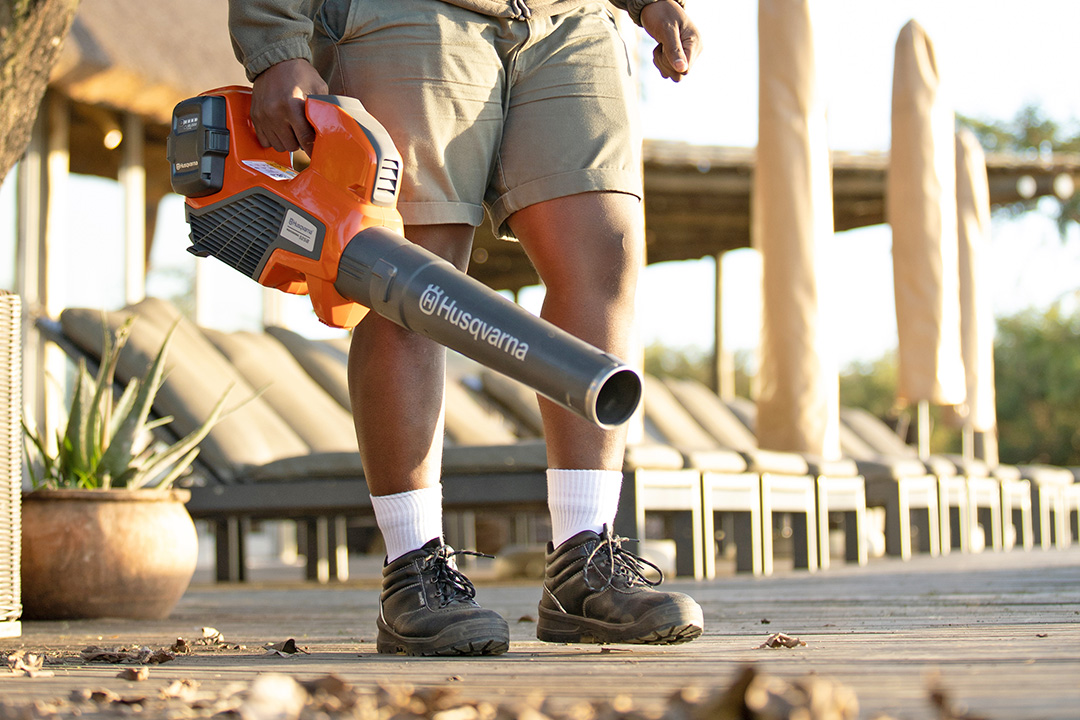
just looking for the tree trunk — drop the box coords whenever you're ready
[0,0,81,184]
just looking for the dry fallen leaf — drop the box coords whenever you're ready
[161,679,202,701]
[147,649,176,664]
[6,651,55,678]
[693,665,857,720]
[79,645,175,665]
[2,664,884,720]
[756,632,807,649]
[264,638,309,656]
[88,689,121,704]
[930,681,990,720]
[201,627,224,644]
[117,667,149,681]
[432,706,480,720]
[240,674,308,720]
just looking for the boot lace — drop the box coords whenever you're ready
[583,525,664,592]
[420,544,492,608]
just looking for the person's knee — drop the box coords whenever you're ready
[514,194,644,305]
[558,224,642,307]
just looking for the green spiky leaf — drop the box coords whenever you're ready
[22,314,230,491]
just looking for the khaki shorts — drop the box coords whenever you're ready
[311,0,642,239]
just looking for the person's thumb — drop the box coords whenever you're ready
[668,39,688,73]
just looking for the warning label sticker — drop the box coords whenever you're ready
[279,210,317,252]
[243,160,298,181]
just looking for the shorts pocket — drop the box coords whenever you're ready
[316,0,363,43]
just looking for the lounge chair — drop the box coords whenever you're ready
[1067,470,1080,544]
[840,407,1052,553]
[53,297,713,580]
[661,377,868,572]
[841,407,979,554]
[993,464,1033,551]
[1016,464,1073,550]
[44,299,518,580]
[726,395,940,561]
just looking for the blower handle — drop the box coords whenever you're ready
[302,95,404,211]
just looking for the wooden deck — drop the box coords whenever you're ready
[3,546,1079,719]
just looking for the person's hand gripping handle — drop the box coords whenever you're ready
[249,58,329,154]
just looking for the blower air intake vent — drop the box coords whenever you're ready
[187,192,288,279]
[372,158,401,206]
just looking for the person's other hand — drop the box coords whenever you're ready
[640,0,702,82]
[250,58,329,154]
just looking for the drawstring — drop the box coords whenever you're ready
[509,0,531,20]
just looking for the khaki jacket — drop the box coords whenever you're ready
[227,0,652,81]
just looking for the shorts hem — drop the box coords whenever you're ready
[397,202,486,229]
[488,168,643,240]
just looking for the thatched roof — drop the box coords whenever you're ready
[49,0,245,124]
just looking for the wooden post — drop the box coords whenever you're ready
[121,112,146,305]
[713,252,735,399]
[14,105,46,444]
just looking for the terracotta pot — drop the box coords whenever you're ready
[20,488,198,620]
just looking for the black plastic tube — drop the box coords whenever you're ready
[335,226,641,428]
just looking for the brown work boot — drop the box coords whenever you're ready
[377,539,509,656]
[537,526,704,645]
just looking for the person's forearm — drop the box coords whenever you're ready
[228,0,316,81]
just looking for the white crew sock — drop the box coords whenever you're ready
[371,484,444,561]
[546,468,623,548]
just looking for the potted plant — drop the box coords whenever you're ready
[21,316,228,620]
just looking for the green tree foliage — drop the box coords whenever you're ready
[994,304,1080,466]
[838,354,899,420]
[838,353,960,454]
[643,343,754,398]
[958,104,1080,236]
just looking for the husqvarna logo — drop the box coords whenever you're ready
[418,284,529,361]
[419,284,443,315]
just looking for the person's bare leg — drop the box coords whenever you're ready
[511,191,703,646]
[508,192,643,471]
[351,223,510,657]
[347,223,474,498]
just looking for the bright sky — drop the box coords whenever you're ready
[2,1,1079,368]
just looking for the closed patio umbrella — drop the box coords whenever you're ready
[753,0,840,459]
[887,19,966,449]
[954,128,998,464]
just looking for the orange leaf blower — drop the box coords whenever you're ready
[166,86,641,428]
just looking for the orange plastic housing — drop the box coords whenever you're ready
[184,86,405,329]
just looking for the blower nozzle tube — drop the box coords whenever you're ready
[335,227,642,428]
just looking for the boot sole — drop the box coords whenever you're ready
[376,616,510,656]
[536,600,704,646]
